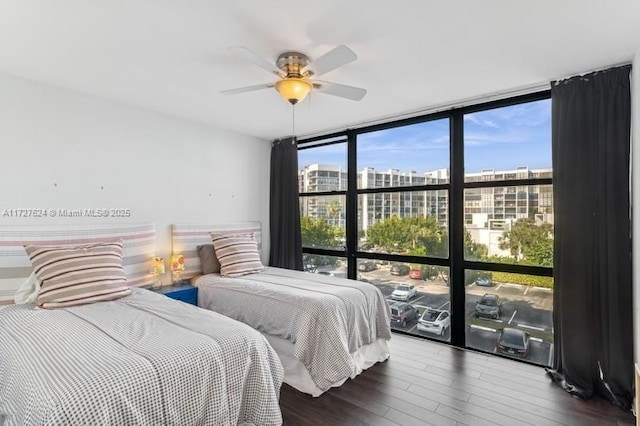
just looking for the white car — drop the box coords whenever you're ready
[391,284,417,301]
[417,309,450,336]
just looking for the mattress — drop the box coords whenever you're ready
[195,266,391,395]
[0,288,284,426]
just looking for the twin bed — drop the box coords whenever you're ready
[0,222,391,424]
[173,222,391,396]
[0,289,284,425]
[195,267,391,396]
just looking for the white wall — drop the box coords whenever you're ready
[0,73,271,284]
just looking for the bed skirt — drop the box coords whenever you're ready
[262,333,390,397]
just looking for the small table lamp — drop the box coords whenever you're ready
[151,257,165,289]
[171,254,185,284]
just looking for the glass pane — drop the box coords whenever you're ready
[361,262,450,342]
[303,255,346,277]
[464,185,553,266]
[298,141,347,193]
[357,119,450,189]
[464,99,551,182]
[358,191,448,258]
[300,195,346,250]
[465,270,553,366]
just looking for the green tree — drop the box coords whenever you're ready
[499,218,553,261]
[366,217,489,284]
[465,229,488,261]
[300,216,341,249]
[366,215,447,256]
[326,199,342,226]
[527,238,554,267]
[301,216,342,267]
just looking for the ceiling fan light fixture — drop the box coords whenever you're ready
[275,78,312,105]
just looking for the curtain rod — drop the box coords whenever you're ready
[298,61,632,140]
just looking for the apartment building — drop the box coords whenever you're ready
[299,164,553,243]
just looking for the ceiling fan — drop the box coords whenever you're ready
[221,45,367,105]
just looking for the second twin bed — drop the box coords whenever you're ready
[173,222,392,397]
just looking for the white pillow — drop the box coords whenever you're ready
[14,271,41,304]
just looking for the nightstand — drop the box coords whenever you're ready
[154,284,198,306]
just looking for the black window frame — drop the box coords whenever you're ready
[297,90,552,363]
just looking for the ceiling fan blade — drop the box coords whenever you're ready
[301,45,357,77]
[229,46,284,77]
[313,80,367,101]
[220,83,274,95]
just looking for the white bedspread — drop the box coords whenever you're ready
[0,288,284,426]
[196,267,391,393]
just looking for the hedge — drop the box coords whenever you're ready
[491,272,554,289]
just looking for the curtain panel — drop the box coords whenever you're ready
[269,137,303,270]
[547,65,632,409]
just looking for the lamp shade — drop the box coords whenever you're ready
[275,78,312,105]
[171,254,185,272]
[151,257,165,275]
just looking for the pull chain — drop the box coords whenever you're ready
[291,104,296,139]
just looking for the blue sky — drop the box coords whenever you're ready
[299,99,551,174]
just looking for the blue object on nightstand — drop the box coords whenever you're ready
[154,284,198,306]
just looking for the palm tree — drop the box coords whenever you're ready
[326,199,342,227]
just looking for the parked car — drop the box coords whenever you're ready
[474,294,502,319]
[475,276,492,286]
[409,269,423,280]
[388,301,418,327]
[390,263,410,276]
[391,284,417,301]
[303,263,317,273]
[417,309,450,336]
[496,327,530,357]
[358,261,377,272]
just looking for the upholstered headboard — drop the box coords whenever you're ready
[0,223,157,305]
[172,222,262,279]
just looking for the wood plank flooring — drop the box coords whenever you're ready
[280,333,635,426]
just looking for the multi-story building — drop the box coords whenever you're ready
[464,166,553,225]
[298,164,347,227]
[299,164,552,253]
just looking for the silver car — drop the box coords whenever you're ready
[389,301,418,328]
[391,284,417,301]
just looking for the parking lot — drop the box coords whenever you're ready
[318,262,554,366]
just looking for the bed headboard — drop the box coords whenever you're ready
[0,223,157,305]
[172,222,262,279]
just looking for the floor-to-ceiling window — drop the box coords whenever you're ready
[298,136,348,275]
[297,92,553,365]
[462,99,553,365]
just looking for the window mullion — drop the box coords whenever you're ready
[450,112,466,347]
[345,130,358,280]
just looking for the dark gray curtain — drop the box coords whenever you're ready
[546,65,632,410]
[269,137,303,270]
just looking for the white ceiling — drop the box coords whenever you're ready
[0,1,638,140]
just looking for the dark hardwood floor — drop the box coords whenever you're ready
[280,333,635,426]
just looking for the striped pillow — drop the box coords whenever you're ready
[24,240,131,309]
[210,232,264,277]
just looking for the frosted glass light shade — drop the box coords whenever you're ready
[275,78,312,104]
